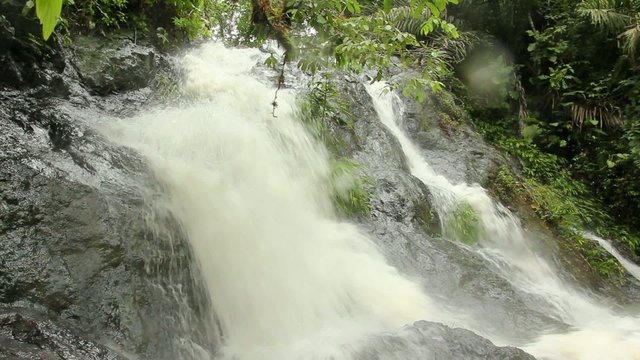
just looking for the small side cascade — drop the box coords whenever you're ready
[584,232,640,281]
[365,81,640,360]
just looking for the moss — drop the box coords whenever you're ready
[297,80,372,219]
[434,89,464,122]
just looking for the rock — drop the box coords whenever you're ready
[73,35,161,96]
[404,85,507,186]
[0,3,67,92]
[0,9,210,357]
[0,15,15,54]
[358,321,536,360]
[337,81,567,343]
[0,69,214,359]
[0,307,127,359]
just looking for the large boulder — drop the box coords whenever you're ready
[359,321,536,360]
[72,35,162,96]
[0,44,212,358]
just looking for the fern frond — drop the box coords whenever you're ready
[382,6,432,38]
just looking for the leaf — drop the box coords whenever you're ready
[384,0,391,13]
[425,2,440,17]
[521,125,540,142]
[264,55,278,68]
[607,160,616,168]
[36,0,63,40]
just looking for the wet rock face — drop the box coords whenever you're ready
[339,82,561,345]
[388,73,508,187]
[0,308,126,359]
[73,36,161,96]
[359,321,536,360]
[0,5,67,92]
[0,24,211,357]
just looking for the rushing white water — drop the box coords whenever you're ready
[103,44,436,360]
[584,232,640,281]
[365,81,640,360]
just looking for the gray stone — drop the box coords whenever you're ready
[358,321,536,360]
[73,36,161,96]
[335,81,566,344]
[0,64,213,359]
[0,307,127,359]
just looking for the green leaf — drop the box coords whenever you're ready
[425,2,440,17]
[264,55,278,68]
[607,160,616,168]
[522,125,540,142]
[36,0,63,40]
[384,0,391,13]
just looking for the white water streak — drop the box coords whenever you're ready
[584,232,640,281]
[103,44,436,360]
[365,81,640,360]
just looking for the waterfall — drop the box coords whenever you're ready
[102,44,436,360]
[364,81,640,360]
[584,232,640,281]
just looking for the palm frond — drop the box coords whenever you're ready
[426,31,485,64]
[620,23,640,57]
[571,101,623,129]
[578,0,633,31]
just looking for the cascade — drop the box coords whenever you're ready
[584,232,640,281]
[102,44,437,360]
[365,81,640,360]
[97,42,640,359]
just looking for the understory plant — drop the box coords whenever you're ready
[443,201,483,245]
[481,115,635,280]
[297,76,373,218]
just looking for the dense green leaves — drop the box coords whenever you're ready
[451,0,640,244]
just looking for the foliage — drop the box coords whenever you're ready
[297,76,373,218]
[443,201,482,244]
[328,159,374,218]
[31,0,247,42]
[451,0,640,247]
[480,117,632,279]
[250,0,460,99]
[296,74,353,153]
[578,0,640,58]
